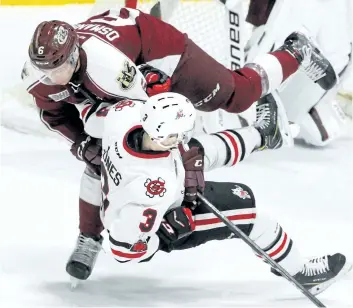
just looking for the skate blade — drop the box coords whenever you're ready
[309,262,353,295]
[69,276,80,290]
[289,122,300,139]
[272,90,295,147]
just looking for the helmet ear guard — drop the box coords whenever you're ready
[140,92,196,149]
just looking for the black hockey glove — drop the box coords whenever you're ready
[71,133,102,175]
[139,64,171,96]
[157,206,195,245]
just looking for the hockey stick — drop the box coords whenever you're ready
[196,192,326,308]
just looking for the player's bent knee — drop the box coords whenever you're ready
[80,166,101,206]
[203,182,256,237]
[229,183,256,209]
[204,181,256,211]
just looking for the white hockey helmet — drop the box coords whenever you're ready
[140,92,196,149]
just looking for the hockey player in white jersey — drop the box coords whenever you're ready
[81,92,351,295]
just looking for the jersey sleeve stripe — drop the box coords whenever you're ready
[111,248,147,259]
[81,104,92,121]
[39,107,74,143]
[85,101,101,122]
[109,235,132,250]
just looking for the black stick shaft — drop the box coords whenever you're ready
[197,192,325,307]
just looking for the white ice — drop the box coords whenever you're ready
[1,5,353,308]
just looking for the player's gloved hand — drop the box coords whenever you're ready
[139,64,171,96]
[71,133,102,175]
[182,147,205,205]
[157,206,195,245]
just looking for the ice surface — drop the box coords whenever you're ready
[1,4,352,307]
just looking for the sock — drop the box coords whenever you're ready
[250,211,303,275]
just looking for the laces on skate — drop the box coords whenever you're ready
[301,256,330,276]
[256,104,271,129]
[71,234,101,267]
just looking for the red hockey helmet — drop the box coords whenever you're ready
[28,20,78,70]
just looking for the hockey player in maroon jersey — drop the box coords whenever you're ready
[21,7,337,281]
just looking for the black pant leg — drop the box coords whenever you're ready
[160,181,256,252]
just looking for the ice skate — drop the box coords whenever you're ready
[66,233,103,286]
[255,94,283,151]
[281,31,337,90]
[272,253,352,295]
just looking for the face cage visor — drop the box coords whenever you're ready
[36,46,79,81]
[151,124,195,150]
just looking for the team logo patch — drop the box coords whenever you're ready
[231,185,251,200]
[54,25,68,45]
[145,177,166,198]
[114,99,135,111]
[130,240,148,253]
[175,109,185,120]
[117,60,137,91]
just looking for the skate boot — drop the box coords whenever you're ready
[66,233,103,284]
[272,253,352,295]
[280,31,337,90]
[254,94,283,151]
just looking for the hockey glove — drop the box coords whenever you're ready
[157,206,195,245]
[182,147,205,205]
[139,64,171,96]
[71,133,102,175]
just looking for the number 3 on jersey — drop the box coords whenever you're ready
[139,208,157,232]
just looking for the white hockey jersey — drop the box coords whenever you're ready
[100,100,186,262]
[94,99,260,263]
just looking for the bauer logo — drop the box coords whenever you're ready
[48,90,70,102]
[228,7,244,70]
